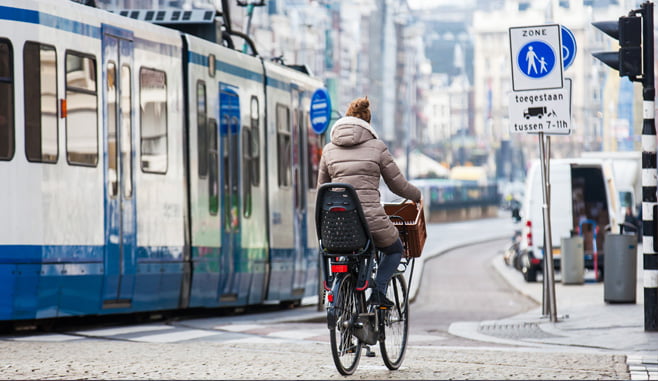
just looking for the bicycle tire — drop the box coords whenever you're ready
[329,273,364,375]
[379,273,409,370]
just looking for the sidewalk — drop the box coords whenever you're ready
[448,236,658,380]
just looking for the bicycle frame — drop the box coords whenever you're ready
[323,252,375,331]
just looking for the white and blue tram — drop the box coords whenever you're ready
[0,0,326,321]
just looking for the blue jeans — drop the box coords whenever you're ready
[374,238,403,294]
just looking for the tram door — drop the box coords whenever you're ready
[218,86,241,301]
[101,26,136,308]
[291,89,307,295]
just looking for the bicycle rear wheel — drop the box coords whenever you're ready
[329,273,364,375]
[379,273,409,370]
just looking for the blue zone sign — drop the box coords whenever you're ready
[310,88,331,134]
[561,25,577,70]
[509,24,563,91]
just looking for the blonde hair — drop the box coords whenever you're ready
[345,97,371,123]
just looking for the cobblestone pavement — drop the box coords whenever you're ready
[0,340,630,380]
[0,216,648,379]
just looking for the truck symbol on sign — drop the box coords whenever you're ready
[524,106,547,119]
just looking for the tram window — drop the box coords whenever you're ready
[65,51,98,166]
[0,39,14,161]
[24,42,57,163]
[276,103,291,187]
[250,96,260,186]
[242,126,252,218]
[107,61,118,197]
[222,118,229,222]
[229,116,240,223]
[197,81,207,177]
[121,64,133,198]
[208,118,218,215]
[307,112,324,189]
[139,67,167,173]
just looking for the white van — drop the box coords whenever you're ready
[581,151,641,218]
[518,158,620,282]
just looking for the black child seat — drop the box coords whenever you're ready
[315,183,377,292]
[315,183,374,256]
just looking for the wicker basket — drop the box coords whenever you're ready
[384,201,427,258]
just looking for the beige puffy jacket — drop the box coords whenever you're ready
[317,116,421,248]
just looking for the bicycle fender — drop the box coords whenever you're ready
[326,308,337,329]
[325,279,343,329]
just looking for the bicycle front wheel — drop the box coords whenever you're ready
[379,273,409,370]
[329,273,364,375]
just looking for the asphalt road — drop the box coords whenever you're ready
[412,238,539,346]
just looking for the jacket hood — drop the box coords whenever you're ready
[330,116,379,147]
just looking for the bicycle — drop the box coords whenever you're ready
[315,183,414,375]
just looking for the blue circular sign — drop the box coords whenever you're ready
[517,41,556,79]
[310,88,331,134]
[561,25,577,70]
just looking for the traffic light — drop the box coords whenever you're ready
[592,15,643,80]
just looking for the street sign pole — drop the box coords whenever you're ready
[538,133,557,322]
[509,24,563,323]
[640,1,658,332]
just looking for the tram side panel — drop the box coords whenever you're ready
[0,0,326,320]
[129,24,186,313]
[185,37,221,307]
[263,62,323,302]
[297,85,323,298]
[0,0,105,320]
[185,35,269,308]
[0,0,189,320]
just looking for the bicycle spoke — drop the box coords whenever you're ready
[329,273,363,375]
[380,274,408,370]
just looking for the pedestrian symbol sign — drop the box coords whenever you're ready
[518,41,556,79]
[509,24,563,91]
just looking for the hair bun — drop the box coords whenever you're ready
[354,98,369,111]
[346,97,371,123]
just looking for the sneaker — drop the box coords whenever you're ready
[367,291,394,307]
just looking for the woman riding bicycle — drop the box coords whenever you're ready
[317,97,421,307]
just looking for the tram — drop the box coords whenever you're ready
[0,0,327,321]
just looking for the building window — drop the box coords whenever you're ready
[0,39,14,160]
[139,67,167,173]
[24,42,58,163]
[65,51,98,166]
[197,81,207,177]
[276,103,291,187]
